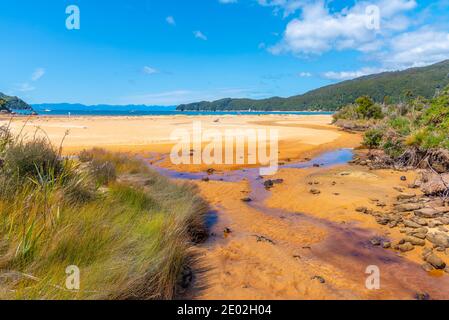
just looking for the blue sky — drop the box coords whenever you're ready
[1,0,449,105]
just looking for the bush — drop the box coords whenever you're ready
[363,128,384,149]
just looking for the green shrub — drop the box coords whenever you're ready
[363,128,384,149]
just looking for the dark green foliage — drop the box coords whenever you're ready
[355,96,384,119]
[0,93,34,113]
[363,128,384,149]
[178,60,449,111]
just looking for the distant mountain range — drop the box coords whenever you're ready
[177,60,449,111]
[0,93,34,113]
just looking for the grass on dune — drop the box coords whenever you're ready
[0,128,208,300]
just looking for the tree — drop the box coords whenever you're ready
[355,96,383,119]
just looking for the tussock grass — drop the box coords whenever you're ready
[0,127,208,299]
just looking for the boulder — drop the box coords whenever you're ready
[418,171,449,195]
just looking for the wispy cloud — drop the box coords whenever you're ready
[31,68,45,81]
[166,16,176,26]
[16,83,36,92]
[219,0,238,4]
[193,30,208,41]
[143,66,159,75]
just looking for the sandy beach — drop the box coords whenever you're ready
[3,114,448,300]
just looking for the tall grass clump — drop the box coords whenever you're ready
[0,126,208,300]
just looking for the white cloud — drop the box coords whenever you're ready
[166,16,176,26]
[323,67,389,80]
[31,68,45,81]
[16,83,36,92]
[143,66,159,75]
[257,0,305,17]
[193,30,208,41]
[219,0,238,4]
[384,28,449,68]
[298,72,312,77]
[269,0,416,55]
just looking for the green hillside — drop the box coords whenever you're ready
[0,93,34,113]
[177,60,449,111]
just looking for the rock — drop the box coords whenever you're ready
[397,193,416,201]
[422,263,434,272]
[376,202,387,207]
[415,293,431,301]
[415,208,443,219]
[206,168,216,175]
[241,197,252,203]
[400,176,407,181]
[310,189,321,195]
[403,220,422,229]
[419,171,449,195]
[398,242,415,252]
[428,220,443,228]
[403,236,426,246]
[382,242,392,249]
[395,203,424,212]
[356,207,368,213]
[264,180,274,189]
[370,238,381,246]
[254,235,276,245]
[410,217,428,226]
[426,233,449,248]
[376,217,390,225]
[311,275,326,284]
[413,233,427,240]
[313,164,320,168]
[202,177,210,182]
[224,228,232,236]
[425,254,446,269]
[394,186,405,192]
[422,248,433,259]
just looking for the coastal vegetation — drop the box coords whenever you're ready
[0,93,34,114]
[333,85,449,172]
[177,60,449,112]
[0,125,208,299]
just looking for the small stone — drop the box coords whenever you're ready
[400,176,407,181]
[403,236,426,246]
[415,293,431,301]
[422,263,434,272]
[356,207,368,213]
[370,238,381,246]
[398,242,415,252]
[397,193,416,201]
[415,208,443,219]
[310,189,321,195]
[202,177,210,182]
[241,197,252,203]
[425,254,446,269]
[403,220,422,229]
[311,276,325,284]
[382,242,391,249]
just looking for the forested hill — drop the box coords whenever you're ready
[177,60,449,112]
[0,93,34,113]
